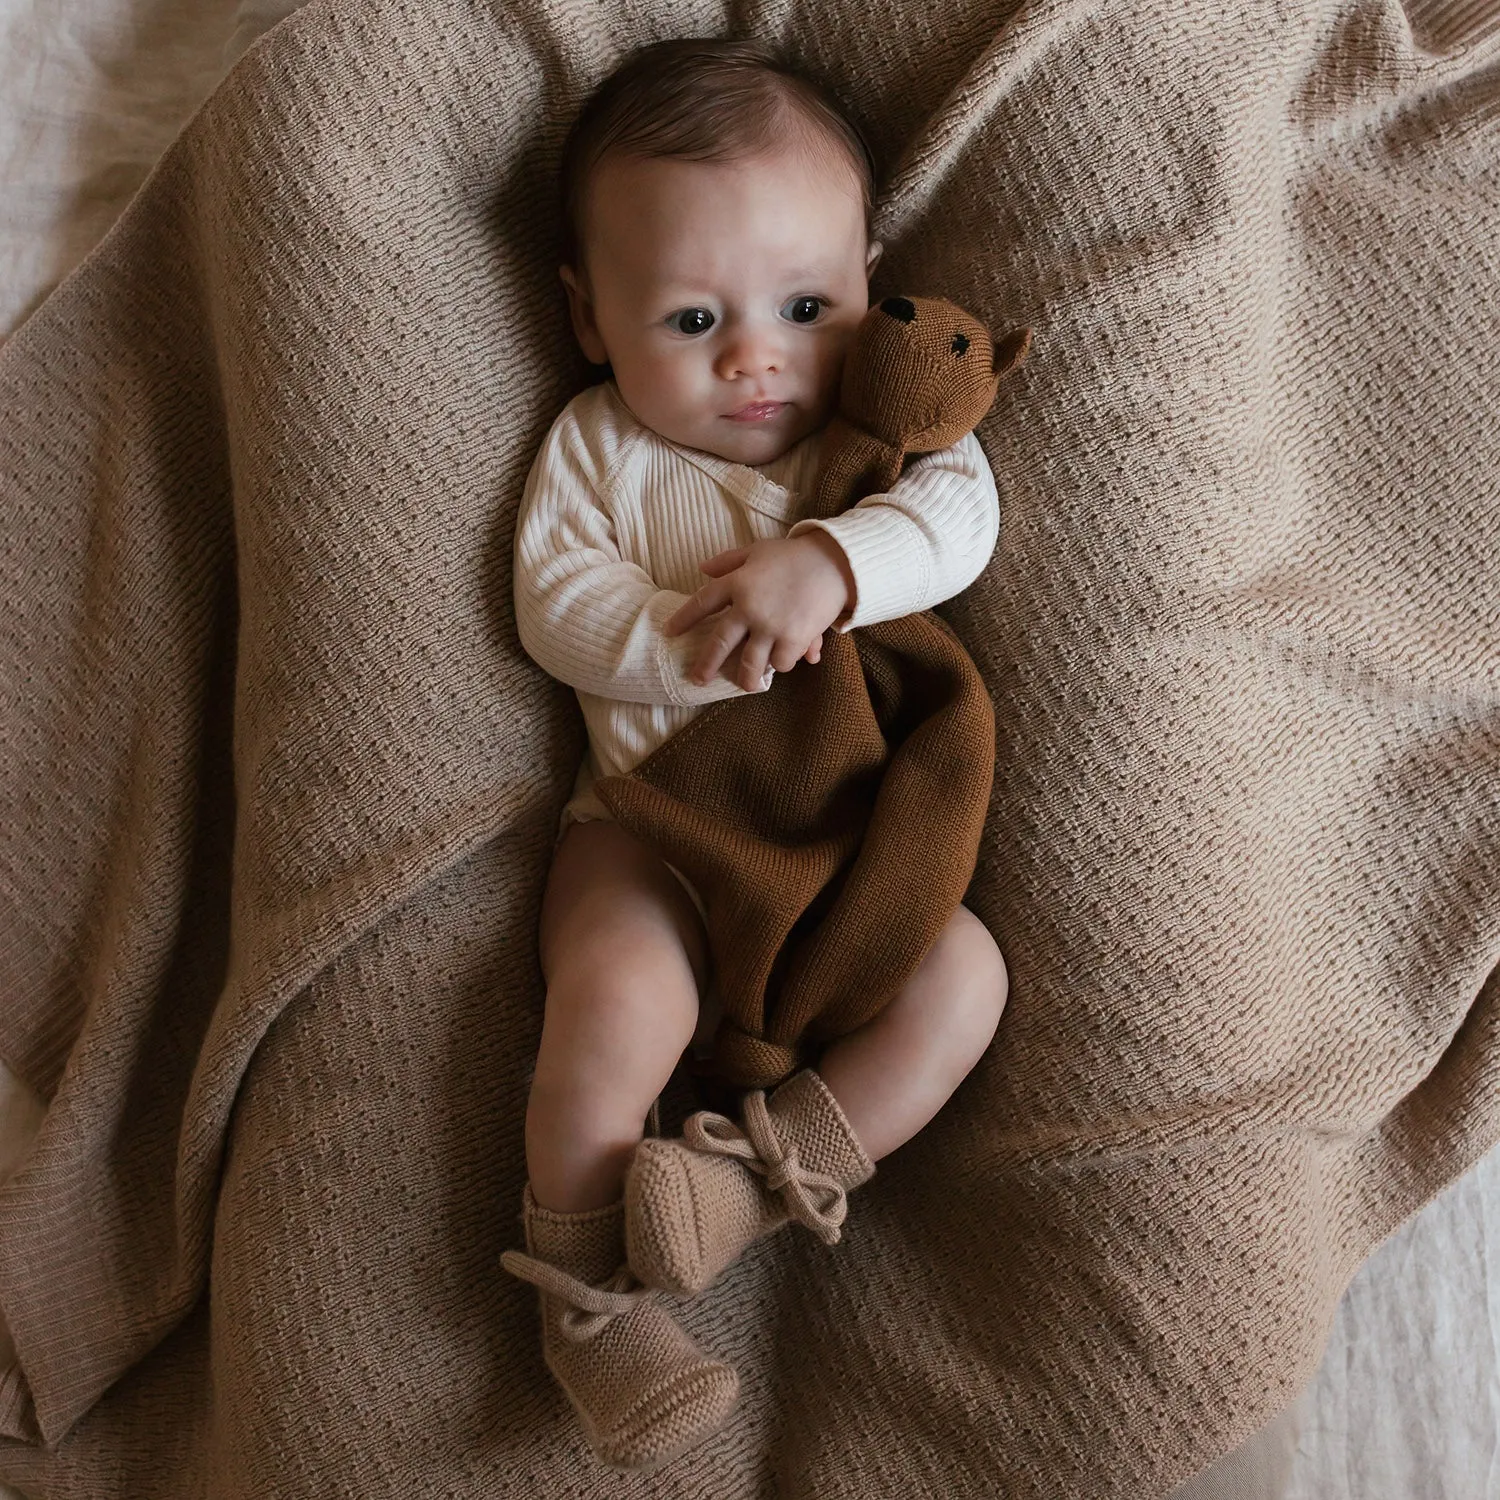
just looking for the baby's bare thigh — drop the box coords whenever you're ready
[538,819,710,996]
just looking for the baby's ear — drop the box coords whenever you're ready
[865,240,883,279]
[558,264,609,365]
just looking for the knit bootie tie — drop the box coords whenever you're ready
[624,1068,876,1297]
[500,1183,740,1471]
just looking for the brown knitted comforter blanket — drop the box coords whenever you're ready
[1,1,1497,1495]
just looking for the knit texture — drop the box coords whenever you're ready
[625,1068,877,1296]
[595,299,1021,1087]
[499,1185,740,1471]
[0,0,1498,1495]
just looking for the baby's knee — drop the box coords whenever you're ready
[941,907,1009,1057]
[539,953,699,1081]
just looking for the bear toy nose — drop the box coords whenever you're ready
[879,296,916,323]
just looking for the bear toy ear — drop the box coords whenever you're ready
[991,326,1032,379]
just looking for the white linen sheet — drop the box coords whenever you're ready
[0,2,1496,1495]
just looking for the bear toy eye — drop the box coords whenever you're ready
[951,331,970,356]
[880,296,916,323]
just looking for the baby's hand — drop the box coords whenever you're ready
[664,532,854,693]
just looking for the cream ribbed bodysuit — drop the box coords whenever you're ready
[512,377,1002,854]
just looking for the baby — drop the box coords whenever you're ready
[501,36,1009,1473]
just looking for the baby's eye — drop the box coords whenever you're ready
[781,296,825,324]
[666,307,715,336]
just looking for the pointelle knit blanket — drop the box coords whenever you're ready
[0,0,1497,1495]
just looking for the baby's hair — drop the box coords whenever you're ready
[557,36,877,272]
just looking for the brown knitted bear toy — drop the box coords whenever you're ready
[593,296,1030,1089]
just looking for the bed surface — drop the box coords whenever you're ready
[1,2,1496,1495]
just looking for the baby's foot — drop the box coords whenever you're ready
[502,1185,739,1471]
[624,1068,875,1297]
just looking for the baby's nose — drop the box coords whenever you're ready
[715,318,784,378]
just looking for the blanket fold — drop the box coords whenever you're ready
[2,0,1498,1494]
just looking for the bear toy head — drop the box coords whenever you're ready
[838,295,1030,455]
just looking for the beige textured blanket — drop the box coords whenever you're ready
[1,0,1497,1494]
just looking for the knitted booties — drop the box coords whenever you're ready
[500,1183,739,1472]
[624,1068,876,1297]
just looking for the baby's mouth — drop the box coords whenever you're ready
[726,400,787,422]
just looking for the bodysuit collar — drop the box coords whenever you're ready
[603,381,821,523]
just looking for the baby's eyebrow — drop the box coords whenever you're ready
[653,272,837,302]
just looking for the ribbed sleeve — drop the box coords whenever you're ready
[787,432,999,630]
[512,397,765,708]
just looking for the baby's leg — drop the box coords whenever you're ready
[621,903,1007,1297]
[816,904,1008,1162]
[505,819,740,1470]
[526,818,709,1213]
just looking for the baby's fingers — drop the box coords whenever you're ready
[690,614,748,685]
[698,546,751,577]
[664,577,733,636]
[737,633,776,693]
[769,628,825,673]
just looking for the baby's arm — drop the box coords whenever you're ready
[666,433,998,690]
[512,411,770,707]
[663,529,854,693]
[784,431,1000,631]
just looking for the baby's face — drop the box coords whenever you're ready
[560,140,881,466]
